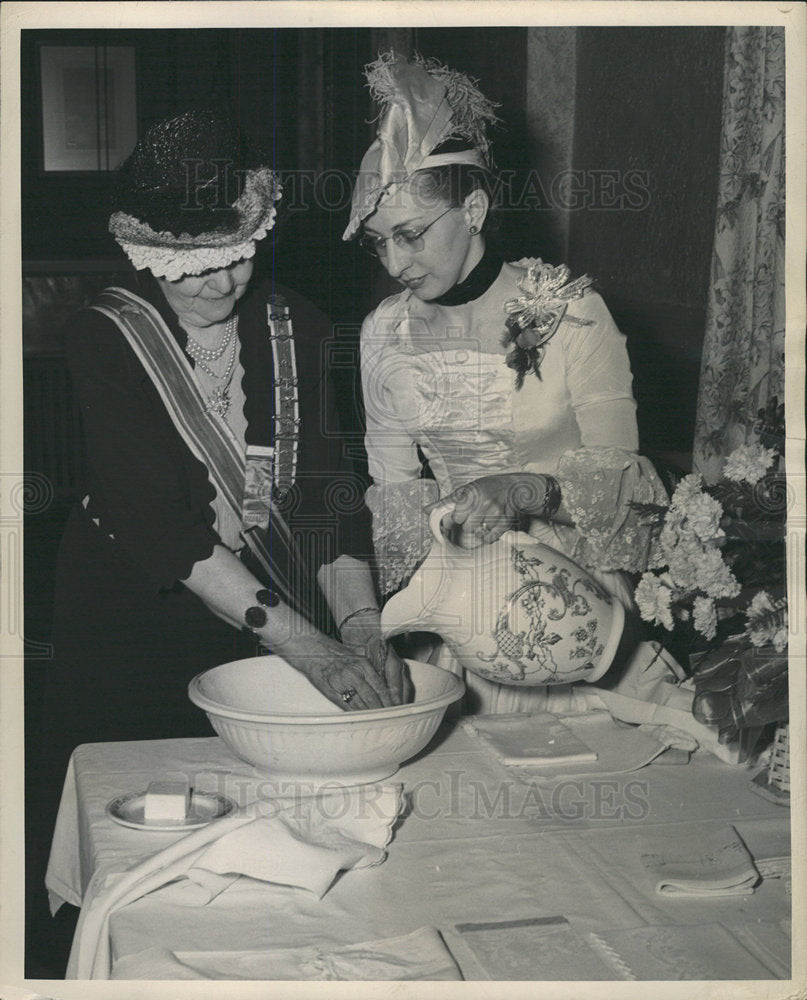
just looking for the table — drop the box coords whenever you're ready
[47,716,793,981]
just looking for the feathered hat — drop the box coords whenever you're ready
[343,51,499,240]
[109,109,282,281]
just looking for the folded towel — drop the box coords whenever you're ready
[465,713,599,766]
[110,926,462,980]
[465,711,669,779]
[640,824,759,896]
[67,784,404,979]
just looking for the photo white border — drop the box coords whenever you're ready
[2,3,804,999]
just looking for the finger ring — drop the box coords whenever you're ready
[481,521,491,532]
[340,687,358,704]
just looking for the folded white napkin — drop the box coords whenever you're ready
[465,713,599,767]
[67,784,403,979]
[464,711,669,779]
[110,926,462,981]
[162,784,402,905]
[640,824,760,896]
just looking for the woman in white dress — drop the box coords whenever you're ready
[342,52,685,715]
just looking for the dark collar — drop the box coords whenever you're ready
[428,243,504,307]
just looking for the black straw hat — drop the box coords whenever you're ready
[109,109,281,280]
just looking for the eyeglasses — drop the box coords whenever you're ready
[358,206,459,258]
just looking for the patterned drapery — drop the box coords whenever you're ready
[693,27,785,484]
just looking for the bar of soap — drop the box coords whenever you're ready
[144,779,190,823]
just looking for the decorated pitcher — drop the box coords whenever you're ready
[381,501,625,686]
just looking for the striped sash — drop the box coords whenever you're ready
[91,287,314,621]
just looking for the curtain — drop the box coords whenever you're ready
[693,27,785,484]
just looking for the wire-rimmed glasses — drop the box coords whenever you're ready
[358,206,460,258]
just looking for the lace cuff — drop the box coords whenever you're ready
[366,480,440,595]
[555,446,668,573]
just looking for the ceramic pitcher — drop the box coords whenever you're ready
[381,501,625,686]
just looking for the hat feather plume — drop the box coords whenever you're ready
[365,50,500,159]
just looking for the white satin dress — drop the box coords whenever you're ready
[361,261,681,714]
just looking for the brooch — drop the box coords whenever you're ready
[502,259,593,388]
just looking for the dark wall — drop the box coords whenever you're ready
[21,26,535,450]
[22,26,724,458]
[22,29,185,263]
[20,27,376,327]
[412,27,551,259]
[569,27,726,456]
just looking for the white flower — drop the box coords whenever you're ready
[747,616,789,652]
[683,491,725,542]
[664,537,707,590]
[657,508,691,561]
[670,473,706,510]
[723,442,777,485]
[747,590,775,620]
[694,548,741,599]
[693,596,718,640]
[745,591,788,652]
[668,544,740,599]
[635,573,675,630]
[636,469,743,637]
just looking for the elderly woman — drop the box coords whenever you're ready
[343,53,686,715]
[29,108,413,978]
[41,109,410,785]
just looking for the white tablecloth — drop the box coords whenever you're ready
[46,716,793,981]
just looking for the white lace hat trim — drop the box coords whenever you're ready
[110,167,281,280]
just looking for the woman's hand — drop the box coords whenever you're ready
[339,609,414,705]
[428,473,557,549]
[282,632,398,711]
[182,546,398,712]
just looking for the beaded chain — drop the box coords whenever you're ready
[187,315,239,419]
[185,313,236,363]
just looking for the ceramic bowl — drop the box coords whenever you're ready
[188,656,463,785]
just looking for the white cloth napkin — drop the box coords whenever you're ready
[639,824,760,896]
[67,784,403,979]
[109,926,462,980]
[464,713,599,766]
[464,711,670,780]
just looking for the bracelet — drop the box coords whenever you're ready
[338,606,379,633]
[542,475,562,519]
[241,588,280,635]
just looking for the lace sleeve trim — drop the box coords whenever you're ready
[366,480,440,596]
[555,446,669,573]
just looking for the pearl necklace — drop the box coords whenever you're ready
[185,314,235,363]
[189,316,239,419]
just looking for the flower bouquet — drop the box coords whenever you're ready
[631,414,788,762]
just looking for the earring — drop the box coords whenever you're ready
[469,225,479,235]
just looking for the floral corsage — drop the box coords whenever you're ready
[502,259,593,388]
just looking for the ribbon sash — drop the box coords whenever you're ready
[91,287,313,620]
